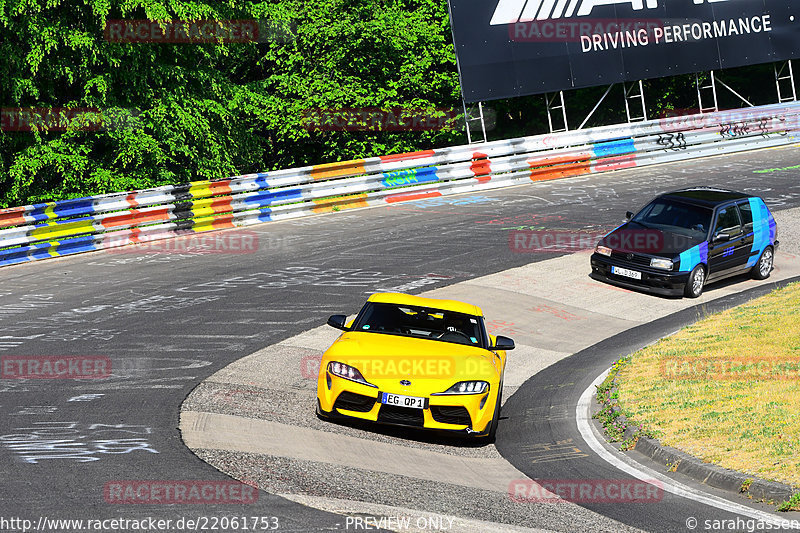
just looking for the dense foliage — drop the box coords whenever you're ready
[0,0,783,207]
[0,0,461,207]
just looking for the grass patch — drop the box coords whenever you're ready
[777,492,800,512]
[593,357,629,442]
[613,282,800,488]
[593,356,653,450]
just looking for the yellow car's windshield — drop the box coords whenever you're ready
[352,302,488,348]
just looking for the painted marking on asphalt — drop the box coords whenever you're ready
[521,405,571,421]
[527,304,585,321]
[0,422,158,464]
[577,369,791,527]
[12,406,58,416]
[68,394,105,402]
[753,163,800,174]
[519,439,589,463]
[0,341,25,351]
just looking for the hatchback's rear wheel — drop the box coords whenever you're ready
[752,246,774,280]
[684,265,705,298]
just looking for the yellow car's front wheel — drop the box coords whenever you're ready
[485,384,502,442]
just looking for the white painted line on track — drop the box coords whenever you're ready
[576,369,795,528]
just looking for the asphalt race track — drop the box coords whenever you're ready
[1,145,800,532]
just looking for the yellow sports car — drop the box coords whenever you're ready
[316,293,514,440]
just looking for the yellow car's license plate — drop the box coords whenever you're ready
[380,392,427,409]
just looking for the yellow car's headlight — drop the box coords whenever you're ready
[433,381,489,395]
[328,361,376,388]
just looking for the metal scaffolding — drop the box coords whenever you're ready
[467,62,796,139]
[575,81,647,130]
[775,60,797,103]
[695,71,719,114]
[462,101,488,144]
[545,91,568,133]
[623,80,647,123]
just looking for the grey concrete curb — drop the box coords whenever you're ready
[632,435,796,504]
[594,381,798,507]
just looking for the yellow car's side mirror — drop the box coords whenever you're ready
[327,314,349,330]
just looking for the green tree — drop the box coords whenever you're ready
[0,0,462,207]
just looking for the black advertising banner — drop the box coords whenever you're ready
[448,0,800,102]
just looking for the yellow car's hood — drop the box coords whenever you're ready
[324,331,502,393]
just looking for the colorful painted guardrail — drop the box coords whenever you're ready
[1,102,799,267]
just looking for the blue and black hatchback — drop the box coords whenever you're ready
[590,188,778,298]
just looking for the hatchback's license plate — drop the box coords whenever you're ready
[380,393,427,409]
[612,266,642,280]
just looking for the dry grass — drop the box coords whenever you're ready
[616,282,800,487]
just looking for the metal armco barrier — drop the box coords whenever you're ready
[1,102,799,267]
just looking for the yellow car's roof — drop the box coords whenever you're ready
[367,292,483,317]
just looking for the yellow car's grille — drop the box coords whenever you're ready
[377,405,424,427]
[430,405,471,426]
[333,391,376,413]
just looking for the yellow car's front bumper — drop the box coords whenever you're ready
[317,371,501,436]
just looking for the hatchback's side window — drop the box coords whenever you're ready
[714,206,742,236]
[738,201,754,232]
